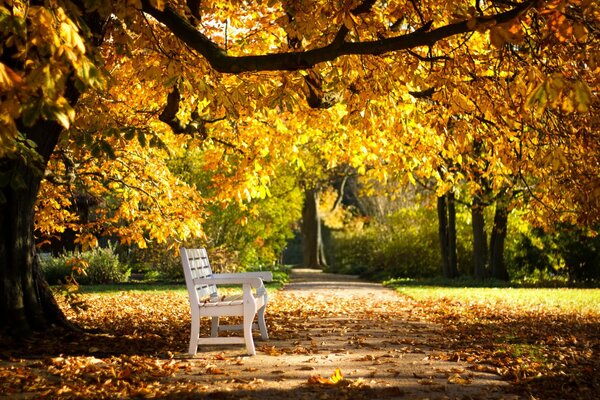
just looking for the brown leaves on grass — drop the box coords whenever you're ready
[411,296,600,399]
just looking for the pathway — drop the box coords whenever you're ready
[174,269,521,399]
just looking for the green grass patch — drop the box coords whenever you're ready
[76,266,290,295]
[78,282,186,294]
[385,282,600,315]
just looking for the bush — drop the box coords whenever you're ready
[506,224,600,285]
[39,253,72,285]
[327,207,442,280]
[83,246,130,284]
[126,242,183,280]
[40,244,130,285]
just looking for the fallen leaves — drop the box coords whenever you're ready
[0,284,598,399]
[307,368,343,385]
[447,373,472,385]
[408,295,600,399]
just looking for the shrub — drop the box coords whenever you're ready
[127,242,182,280]
[38,253,72,285]
[506,223,600,285]
[39,244,130,285]
[82,246,130,284]
[327,207,442,280]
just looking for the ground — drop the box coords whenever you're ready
[168,268,522,399]
[0,269,535,399]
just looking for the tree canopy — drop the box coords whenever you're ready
[0,0,598,335]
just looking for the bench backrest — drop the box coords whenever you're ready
[180,247,218,302]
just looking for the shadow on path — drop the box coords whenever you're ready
[285,268,383,291]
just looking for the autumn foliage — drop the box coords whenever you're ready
[2,0,597,253]
[1,1,599,390]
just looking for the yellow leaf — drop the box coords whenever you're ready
[308,368,343,385]
[574,81,592,112]
[343,13,357,30]
[0,63,23,90]
[149,0,166,10]
[489,26,511,48]
[448,373,472,384]
[573,24,588,42]
[330,367,343,383]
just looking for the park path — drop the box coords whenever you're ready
[174,268,522,399]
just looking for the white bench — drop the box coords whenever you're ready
[180,247,272,356]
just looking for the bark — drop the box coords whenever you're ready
[447,192,458,277]
[471,196,488,280]
[301,188,327,268]
[437,195,450,277]
[0,121,64,336]
[490,200,510,280]
[0,4,107,337]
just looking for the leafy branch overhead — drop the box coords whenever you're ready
[141,0,535,73]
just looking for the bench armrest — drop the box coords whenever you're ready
[192,276,266,289]
[213,271,273,282]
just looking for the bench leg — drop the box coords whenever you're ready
[257,305,268,340]
[189,317,200,355]
[243,308,256,356]
[210,316,219,337]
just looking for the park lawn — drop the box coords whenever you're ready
[391,286,600,315]
[387,283,600,399]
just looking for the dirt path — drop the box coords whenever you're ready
[173,269,522,399]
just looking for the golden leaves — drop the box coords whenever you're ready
[148,0,166,11]
[308,368,343,385]
[527,73,593,115]
[59,21,85,54]
[0,1,105,154]
[0,62,23,90]
[2,278,598,399]
[37,126,208,250]
[489,23,523,48]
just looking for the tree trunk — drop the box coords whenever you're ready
[490,199,510,280]
[438,192,459,278]
[0,7,107,337]
[447,192,458,278]
[0,121,66,336]
[472,196,488,279]
[437,195,450,277]
[301,188,327,268]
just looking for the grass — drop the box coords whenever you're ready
[385,283,600,315]
[76,267,290,295]
[78,282,186,294]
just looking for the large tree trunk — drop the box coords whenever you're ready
[0,121,66,336]
[490,199,510,280]
[0,5,107,337]
[438,192,459,278]
[472,196,488,279]
[301,188,327,268]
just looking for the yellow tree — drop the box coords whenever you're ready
[1,0,592,338]
[369,0,599,279]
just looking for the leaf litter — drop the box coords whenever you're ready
[0,272,597,399]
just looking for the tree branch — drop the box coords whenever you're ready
[407,49,450,62]
[409,87,436,99]
[141,0,535,73]
[330,175,348,213]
